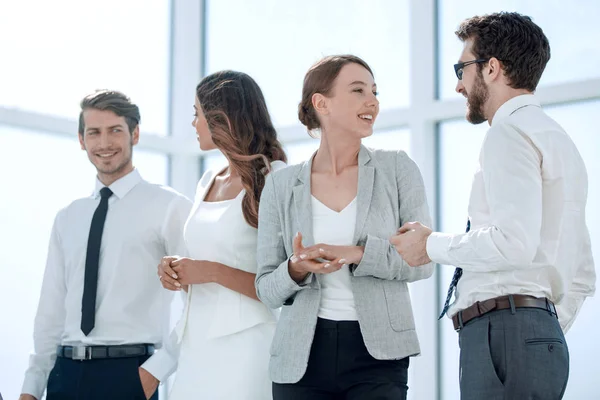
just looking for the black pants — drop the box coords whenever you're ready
[273,318,409,400]
[46,354,158,400]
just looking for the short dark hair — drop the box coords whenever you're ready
[456,12,551,92]
[78,90,141,135]
[298,55,374,132]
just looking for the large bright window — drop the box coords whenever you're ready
[206,0,410,128]
[0,0,171,135]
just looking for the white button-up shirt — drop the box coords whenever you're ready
[21,169,192,399]
[427,94,596,332]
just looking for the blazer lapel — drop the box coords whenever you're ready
[292,157,315,246]
[352,145,374,244]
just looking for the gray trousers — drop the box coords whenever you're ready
[458,307,569,400]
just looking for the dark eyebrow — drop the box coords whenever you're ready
[193,105,197,109]
[108,124,126,130]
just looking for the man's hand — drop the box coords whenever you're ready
[138,367,159,400]
[19,395,37,400]
[390,221,433,267]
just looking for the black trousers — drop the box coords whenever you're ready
[273,318,409,400]
[46,354,158,400]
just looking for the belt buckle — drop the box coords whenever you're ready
[454,312,464,332]
[72,346,92,360]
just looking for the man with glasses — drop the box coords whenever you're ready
[390,12,595,399]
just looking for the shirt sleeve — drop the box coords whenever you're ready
[21,212,67,399]
[426,123,543,272]
[556,224,596,333]
[161,194,193,257]
[141,193,192,381]
[140,322,181,381]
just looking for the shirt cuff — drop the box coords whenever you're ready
[556,294,585,334]
[426,232,454,266]
[141,350,177,382]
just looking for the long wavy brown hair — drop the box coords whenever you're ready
[197,70,287,228]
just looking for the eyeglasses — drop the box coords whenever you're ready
[453,58,489,80]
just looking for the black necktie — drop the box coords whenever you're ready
[438,219,470,319]
[81,187,113,335]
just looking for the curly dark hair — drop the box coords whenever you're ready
[456,12,551,92]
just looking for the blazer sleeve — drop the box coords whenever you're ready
[353,151,435,282]
[255,173,311,308]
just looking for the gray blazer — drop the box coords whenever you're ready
[255,145,434,384]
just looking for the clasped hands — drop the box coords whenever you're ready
[288,232,364,283]
[288,220,433,283]
[157,256,218,291]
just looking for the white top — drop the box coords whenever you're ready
[21,169,192,399]
[144,160,286,381]
[312,195,358,321]
[427,94,596,332]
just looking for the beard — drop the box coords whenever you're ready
[465,74,489,125]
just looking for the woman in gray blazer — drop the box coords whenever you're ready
[255,55,434,400]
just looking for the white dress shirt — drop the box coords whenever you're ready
[312,195,359,321]
[21,169,192,399]
[427,94,596,332]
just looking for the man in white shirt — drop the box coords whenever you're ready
[391,12,595,400]
[19,90,192,400]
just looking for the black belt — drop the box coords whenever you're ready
[57,344,155,360]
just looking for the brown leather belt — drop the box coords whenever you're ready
[452,295,557,332]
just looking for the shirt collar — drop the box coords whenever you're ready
[491,94,541,126]
[92,168,142,200]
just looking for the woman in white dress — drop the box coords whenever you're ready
[147,70,287,399]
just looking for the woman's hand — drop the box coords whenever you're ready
[158,256,219,291]
[171,257,219,286]
[287,232,364,282]
[157,256,182,291]
[297,243,364,266]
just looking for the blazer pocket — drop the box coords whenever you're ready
[383,281,416,332]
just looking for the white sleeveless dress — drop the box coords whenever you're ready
[168,161,285,399]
